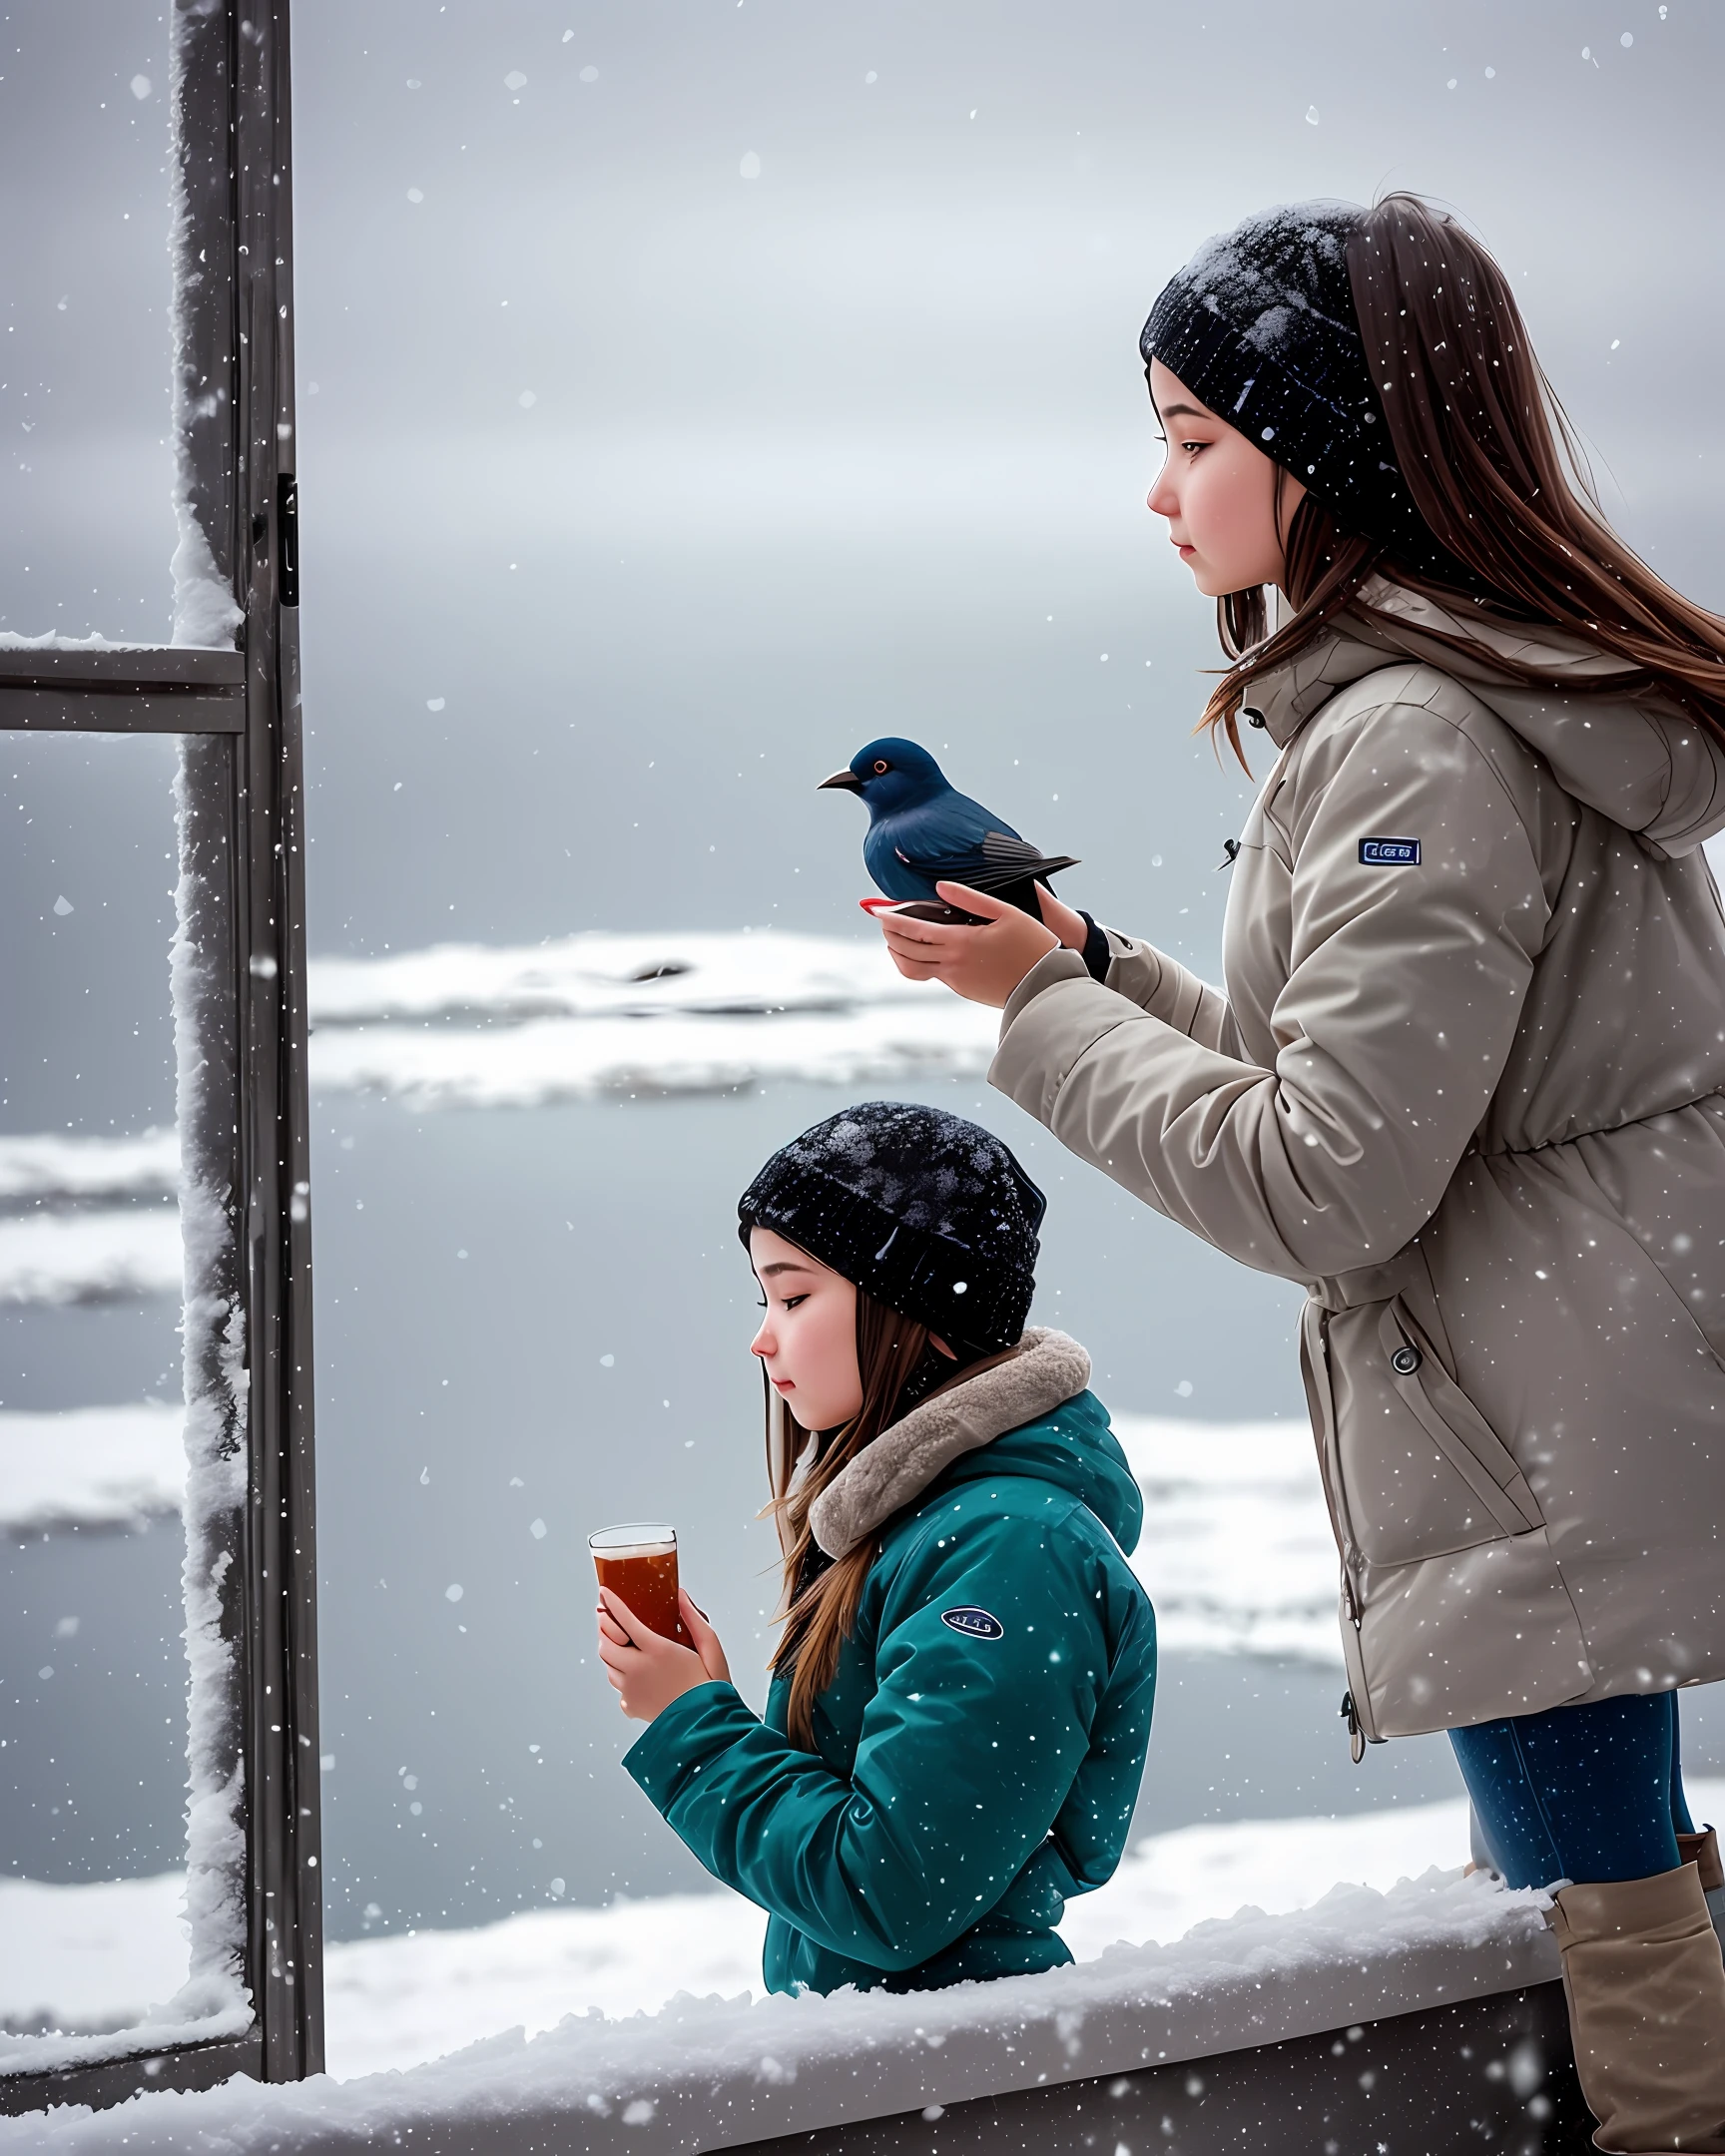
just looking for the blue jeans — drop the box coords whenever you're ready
[1449,1691,1698,1889]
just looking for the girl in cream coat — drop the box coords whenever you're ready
[880,196,1725,2154]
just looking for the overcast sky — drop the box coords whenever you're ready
[2,0,1721,952]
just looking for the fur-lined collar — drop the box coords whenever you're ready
[809,1328,1091,1560]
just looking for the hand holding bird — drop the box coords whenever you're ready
[819,737,1079,917]
[876,879,1076,1007]
[820,737,1090,1006]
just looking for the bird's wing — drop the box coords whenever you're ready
[863,823,940,901]
[896,827,1080,893]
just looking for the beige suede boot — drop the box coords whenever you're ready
[1678,1830,1725,1894]
[1678,1829,1725,1952]
[1547,1863,1725,2152]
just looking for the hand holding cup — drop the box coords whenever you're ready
[589,1523,730,1722]
[595,1584,731,1721]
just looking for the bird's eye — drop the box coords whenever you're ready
[872,759,888,775]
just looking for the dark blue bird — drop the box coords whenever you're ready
[820,738,1078,918]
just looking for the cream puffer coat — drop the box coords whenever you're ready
[993,581,1725,1741]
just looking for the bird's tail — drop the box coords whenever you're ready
[967,854,1079,916]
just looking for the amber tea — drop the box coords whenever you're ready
[589,1522,689,1644]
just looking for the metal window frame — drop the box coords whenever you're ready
[0,0,320,2114]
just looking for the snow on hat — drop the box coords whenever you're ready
[737,1101,1044,1355]
[1141,199,1465,583]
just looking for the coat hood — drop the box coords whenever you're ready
[1248,578,1725,855]
[808,1327,1142,1560]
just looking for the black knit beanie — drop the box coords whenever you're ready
[1141,199,1464,584]
[737,1102,1045,1355]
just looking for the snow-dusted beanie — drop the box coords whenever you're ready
[1140,199,1460,582]
[737,1102,1044,1355]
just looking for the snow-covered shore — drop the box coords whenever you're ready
[320,1796,1484,2079]
[0,1798,1482,2081]
[5,1780,1622,2149]
[26,1785,1725,2092]
[0,1865,1567,2151]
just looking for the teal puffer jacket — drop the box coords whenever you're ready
[624,1330,1156,1995]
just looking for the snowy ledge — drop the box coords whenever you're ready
[7,1870,1558,2152]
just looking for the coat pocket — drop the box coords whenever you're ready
[1303,1286,1593,1740]
[1328,1296,1543,1569]
[1354,1526,1594,1738]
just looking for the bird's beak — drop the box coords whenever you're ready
[819,770,862,792]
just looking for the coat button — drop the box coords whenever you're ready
[1391,1345,1423,1376]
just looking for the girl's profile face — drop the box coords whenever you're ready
[749,1228,864,1432]
[1145,357,1306,599]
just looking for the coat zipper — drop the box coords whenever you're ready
[1337,1566,1385,1756]
[1340,1689,1367,1766]
[1311,1304,1384,1759]
[1339,1559,1367,1764]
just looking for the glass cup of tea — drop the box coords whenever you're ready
[588,1522,691,1644]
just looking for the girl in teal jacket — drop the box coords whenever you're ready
[595,1101,1157,1995]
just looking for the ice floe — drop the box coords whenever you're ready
[302,930,998,1107]
[1115,1413,1340,1665]
[0,1404,1342,1673]
[0,1206,181,1307]
[0,1128,178,1201]
[0,1404,185,1530]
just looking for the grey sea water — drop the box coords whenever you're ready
[10,1077,1725,1942]
[0,1077,1421,1941]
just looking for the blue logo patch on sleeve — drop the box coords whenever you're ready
[940,1606,1004,1640]
[1359,836,1421,866]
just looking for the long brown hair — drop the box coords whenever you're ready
[1200,193,1725,767]
[765,1286,933,1749]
